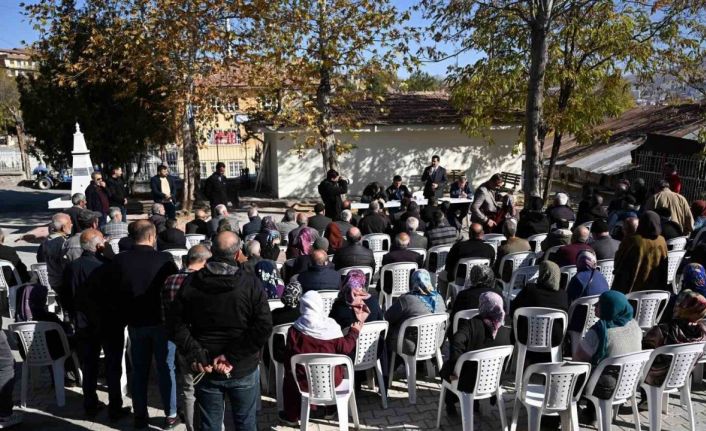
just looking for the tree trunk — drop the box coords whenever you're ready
[543,131,563,201]
[181,103,200,212]
[315,1,338,173]
[14,117,31,179]
[523,10,552,199]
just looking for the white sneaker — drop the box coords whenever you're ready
[0,412,23,429]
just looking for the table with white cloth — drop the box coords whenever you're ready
[350,197,473,210]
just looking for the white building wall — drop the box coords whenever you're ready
[266,125,523,199]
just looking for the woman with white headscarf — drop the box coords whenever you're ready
[546,192,576,227]
[281,291,362,425]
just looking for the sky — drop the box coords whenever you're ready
[0,0,479,78]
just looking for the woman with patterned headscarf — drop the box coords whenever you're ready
[265,281,303,386]
[385,269,446,355]
[567,249,610,304]
[450,265,504,332]
[330,269,383,329]
[255,260,285,299]
[439,291,511,416]
[255,216,282,261]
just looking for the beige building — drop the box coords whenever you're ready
[0,48,38,78]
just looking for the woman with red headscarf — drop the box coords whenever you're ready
[324,222,344,254]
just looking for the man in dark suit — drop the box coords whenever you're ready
[105,166,128,221]
[185,208,209,235]
[382,233,424,267]
[317,169,349,220]
[334,210,355,236]
[358,201,389,235]
[63,193,87,236]
[444,223,495,276]
[241,207,262,238]
[203,162,233,216]
[421,155,447,199]
[307,203,332,235]
[158,219,187,251]
[332,227,376,273]
[150,165,177,220]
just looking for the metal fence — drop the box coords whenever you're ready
[0,147,22,174]
[624,151,706,202]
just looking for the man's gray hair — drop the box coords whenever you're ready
[369,201,380,212]
[244,240,261,257]
[247,207,258,218]
[395,233,410,248]
[187,244,212,264]
[108,207,122,220]
[502,218,518,237]
[80,234,103,252]
[51,213,67,232]
[341,210,352,222]
[215,204,228,216]
[212,231,242,258]
[152,203,165,215]
[72,193,86,205]
[406,216,419,232]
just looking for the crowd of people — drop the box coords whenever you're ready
[0,160,705,430]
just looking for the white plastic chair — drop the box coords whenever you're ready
[567,295,600,357]
[626,290,670,331]
[496,251,535,286]
[372,251,387,282]
[544,245,561,262]
[584,350,653,431]
[639,342,706,431]
[185,234,206,248]
[290,353,360,431]
[9,321,82,408]
[452,309,479,334]
[0,259,21,288]
[338,266,374,291]
[388,313,447,404]
[527,234,547,254]
[448,258,491,303]
[483,234,506,250]
[30,263,50,288]
[666,236,688,251]
[559,265,578,291]
[596,259,615,288]
[511,307,568,424]
[435,345,514,431]
[690,228,706,251]
[378,262,418,310]
[108,238,121,255]
[408,247,427,263]
[316,290,339,315]
[510,361,591,431]
[164,249,188,270]
[267,323,292,411]
[426,245,452,287]
[268,299,284,311]
[500,265,539,310]
[691,339,706,384]
[666,249,686,292]
[362,233,391,252]
[353,321,389,408]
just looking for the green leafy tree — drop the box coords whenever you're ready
[0,73,31,177]
[404,71,444,92]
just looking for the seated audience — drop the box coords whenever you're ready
[332,227,376,273]
[385,270,446,355]
[307,203,332,235]
[440,291,511,416]
[255,216,281,261]
[297,250,340,292]
[403,217,428,250]
[567,250,610,304]
[495,218,531,281]
[421,196,443,227]
[290,237,329,279]
[549,225,593,268]
[0,228,29,284]
[425,211,458,249]
[266,281,303,376]
[255,259,285,299]
[359,201,389,235]
[444,224,495,280]
[324,222,344,254]
[385,175,412,202]
[575,194,607,226]
[511,261,568,315]
[517,196,551,239]
[396,201,424,234]
[690,200,706,233]
[329,270,383,329]
[540,220,572,252]
[450,265,504,327]
[157,219,186,251]
[589,220,619,260]
[241,240,263,274]
[660,263,706,322]
[654,206,684,241]
[546,193,576,226]
[185,208,209,235]
[102,207,129,239]
[334,210,355,236]
[361,181,387,203]
[277,209,298,244]
[208,204,238,237]
[612,211,668,294]
[149,203,167,234]
[242,207,263,238]
[281,291,361,425]
[382,233,424,268]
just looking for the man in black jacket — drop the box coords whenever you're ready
[358,201,389,235]
[185,208,209,235]
[168,231,272,431]
[85,172,110,225]
[385,175,412,202]
[444,223,495,277]
[298,250,340,292]
[332,227,376,273]
[108,220,179,428]
[105,167,128,220]
[63,193,87,235]
[203,162,232,216]
[382,233,424,268]
[150,165,177,220]
[317,169,348,220]
[307,203,332,235]
[158,219,187,251]
[421,155,447,199]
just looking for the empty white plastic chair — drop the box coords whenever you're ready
[185,234,206,248]
[436,345,514,431]
[164,249,187,270]
[584,350,653,431]
[378,262,418,310]
[558,265,577,291]
[626,290,670,331]
[316,290,339,315]
[510,361,591,431]
[338,266,374,291]
[511,307,568,424]
[353,321,389,408]
[408,247,427,263]
[500,265,539,310]
[290,353,360,431]
[107,238,121,255]
[362,233,391,252]
[9,321,82,408]
[567,295,600,357]
[691,339,706,384]
[448,258,491,303]
[596,259,615,288]
[666,249,686,292]
[0,259,21,288]
[666,236,688,251]
[527,234,547,254]
[639,342,706,431]
[267,323,292,411]
[388,313,447,404]
[496,252,536,296]
[452,309,479,334]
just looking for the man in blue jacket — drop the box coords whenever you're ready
[150,165,177,219]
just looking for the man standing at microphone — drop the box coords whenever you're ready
[421,155,447,199]
[318,169,349,221]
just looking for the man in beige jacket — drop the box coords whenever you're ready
[644,180,694,234]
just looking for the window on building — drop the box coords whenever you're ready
[200,162,208,178]
[228,161,244,177]
[210,162,217,173]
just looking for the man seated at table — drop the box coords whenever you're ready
[385,175,412,202]
[449,175,473,224]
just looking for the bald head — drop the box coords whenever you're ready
[623,217,639,237]
[469,223,484,240]
[133,220,157,245]
[347,227,362,243]
[80,229,104,253]
[186,244,211,270]
[572,226,590,244]
[52,212,72,235]
[296,213,308,226]
[212,231,242,260]
[395,232,410,249]
[312,249,328,266]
